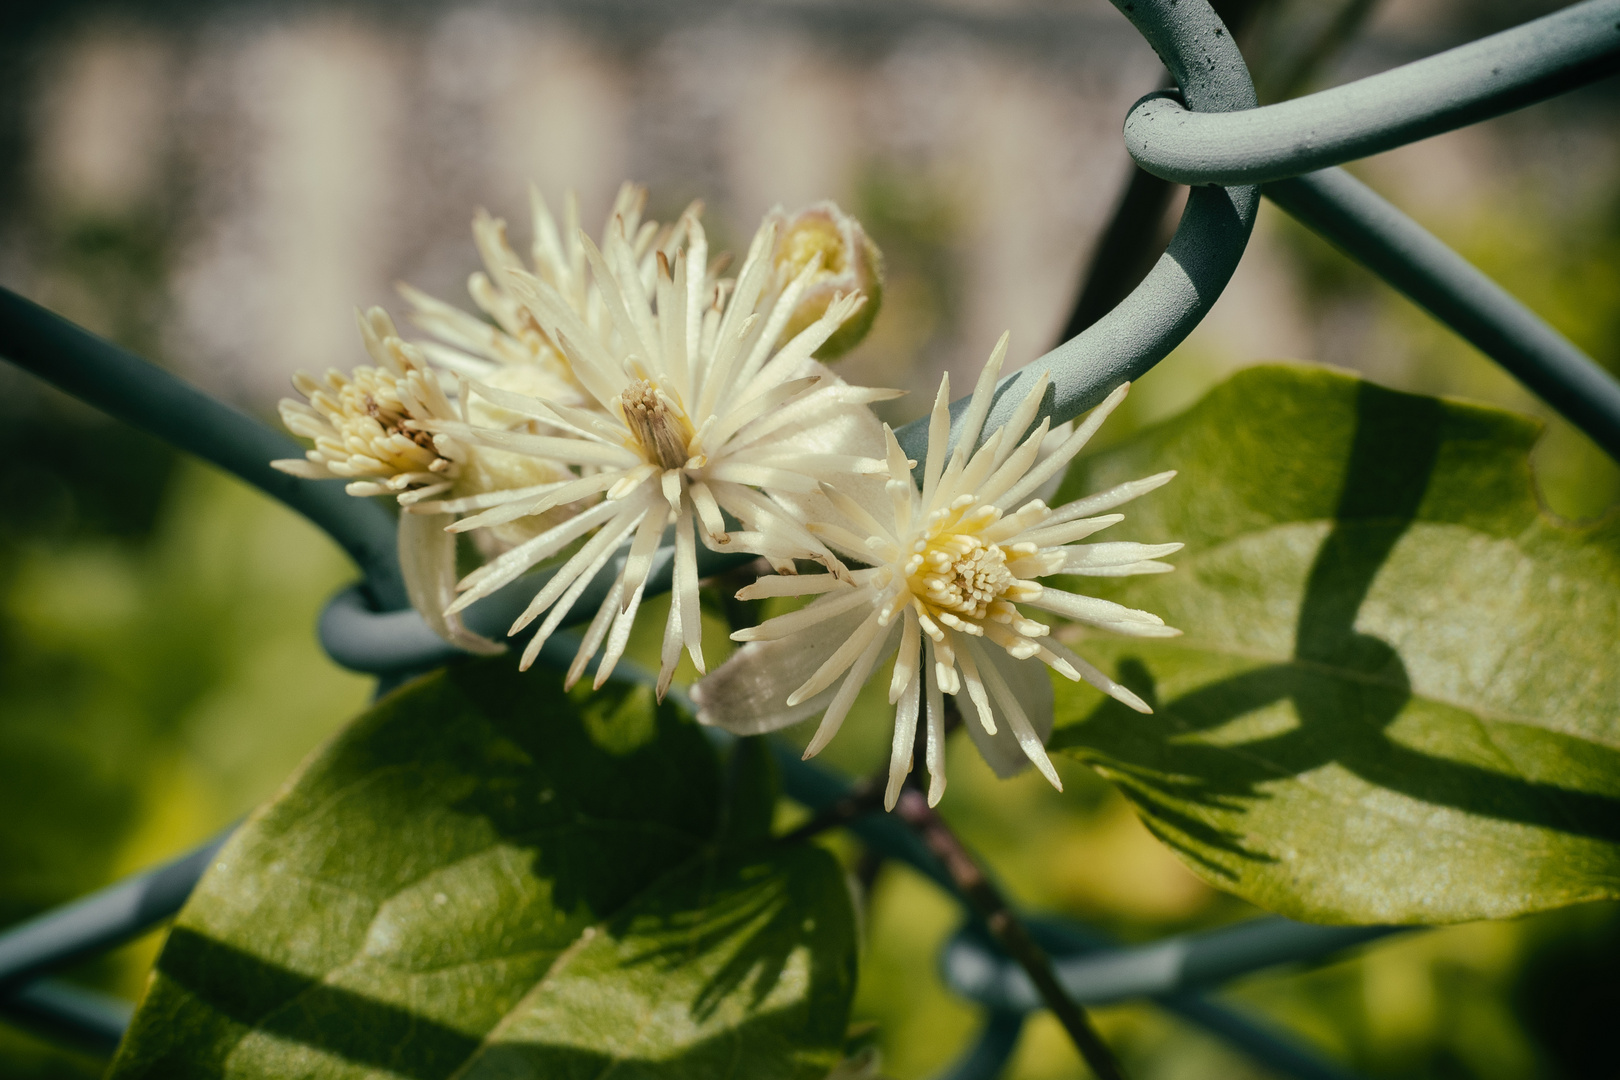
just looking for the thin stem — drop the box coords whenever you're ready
[892,790,1129,1080]
[777,775,885,846]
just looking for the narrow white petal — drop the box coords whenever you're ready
[958,639,1056,781]
[507,494,652,632]
[789,609,886,707]
[986,370,1047,473]
[736,573,850,601]
[951,331,1009,468]
[691,603,875,735]
[432,421,640,468]
[1016,513,1125,548]
[1060,541,1184,572]
[885,652,923,811]
[920,374,951,511]
[705,461,819,493]
[1041,636,1152,713]
[593,579,647,688]
[731,585,872,642]
[995,382,1132,510]
[890,613,921,704]
[924,638,947,806]
[564,577,624,689]
[451,497,623,610]
[417,480,572,516]
[974,417,1048,506]
[1026,588,1169,629]
[676,508,704,671]
[615,503,672,612]
[954,643,996,736]
[1067,560,1177,577]
[399,512,505,655]
[517,512,641,671]
[803,617,897,758]
[1046,470,1177,522]
[969,639,1062,790]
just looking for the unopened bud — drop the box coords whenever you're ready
[772,201,884,360]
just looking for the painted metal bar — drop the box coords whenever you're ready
[942,917,1401,1010]
[1266,167,1620,462]
[942,919,1387,1080]
[0,980,133,1058]
[1126,0,1620,186]
[0,829,232,994]
[0,287,408,611]
[318,542,753,676]
[896,0,1259,467]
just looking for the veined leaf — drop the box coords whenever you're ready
[1049,364,1620,925]
[110,658,856,1079]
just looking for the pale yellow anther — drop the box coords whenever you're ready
[620,378,694,470]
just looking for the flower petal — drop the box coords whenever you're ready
[692,602,879,736]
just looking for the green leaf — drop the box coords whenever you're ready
[1049,364,1620,925]
[110,658,856,1079]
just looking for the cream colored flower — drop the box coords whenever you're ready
[397,182,670,409]
[274,187,693,653]
[429,202,898,697]
[273,308,465,500]
[274,309,533,652]
[692,336,1182,809]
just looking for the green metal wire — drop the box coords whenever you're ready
[1266,167,1620,462]
[1125,0,1620,187]
[897,0,1261,464]
[0,288,409,611]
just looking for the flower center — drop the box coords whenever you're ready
[904,498,1022,628]
[621,378,693,470]
[361,391,436,453]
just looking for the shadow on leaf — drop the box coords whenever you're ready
[1054,382,1620,879]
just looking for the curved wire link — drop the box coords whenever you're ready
[896,0,1261,465]
[1125,0,1620,186]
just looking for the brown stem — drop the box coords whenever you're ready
[892,790,1129,1080]
[777,775,886,846]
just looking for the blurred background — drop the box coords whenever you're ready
[0,0,1616,1076]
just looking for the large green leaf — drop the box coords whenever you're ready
[1049,364,1620,925]
[110,659,856,1079]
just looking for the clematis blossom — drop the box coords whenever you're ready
[692,335,1183,809]
[425,202,897,697]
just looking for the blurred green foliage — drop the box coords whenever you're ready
[0,461,373,1075]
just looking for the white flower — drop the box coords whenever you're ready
[692,336,1182,809]
[272,186,687,654]
[428,202,897,697]
[272,309,568,654]
[396,182,665,408]
[272,308,466,501]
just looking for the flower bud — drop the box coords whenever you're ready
[772,200,884,360]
